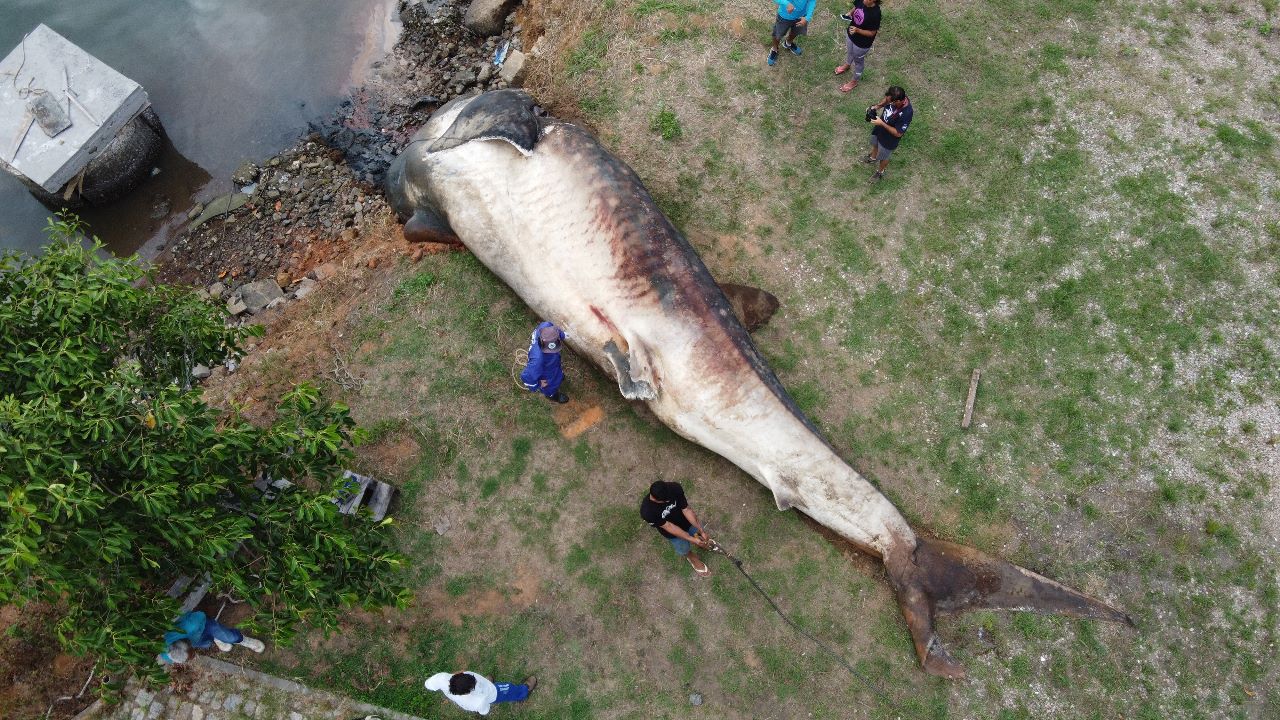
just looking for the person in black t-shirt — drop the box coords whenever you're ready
[837,0,881,93]
[639,480,713,577]
[864,85,913,182]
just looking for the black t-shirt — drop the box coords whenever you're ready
[873,100,913,150]
[847,0,881,49]
[640,484,691,539]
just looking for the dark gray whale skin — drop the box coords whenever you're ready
[385,90,1133,678]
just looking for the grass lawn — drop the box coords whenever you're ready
[229,0,1279,717]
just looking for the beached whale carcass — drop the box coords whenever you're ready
[385,90,1132,677]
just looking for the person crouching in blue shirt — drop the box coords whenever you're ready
[520,321,569,404]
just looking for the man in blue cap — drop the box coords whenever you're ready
[520,321,569,404]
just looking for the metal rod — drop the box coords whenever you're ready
[9,111,34,162]
[65,90,99,125]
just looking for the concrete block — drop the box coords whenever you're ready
[0,24,149,192]
[499,50,526,85]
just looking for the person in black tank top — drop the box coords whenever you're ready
[836,0,882,93]
[639,481,714,576]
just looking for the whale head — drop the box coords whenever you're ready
[385,90,549,241]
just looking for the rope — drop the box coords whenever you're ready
[705,536,898,706]
[510,347,530,390]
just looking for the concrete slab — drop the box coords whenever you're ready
[0,24,149,192]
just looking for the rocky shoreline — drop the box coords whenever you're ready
[155,0,530,303]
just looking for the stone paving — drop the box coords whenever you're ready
[79,657,425,720]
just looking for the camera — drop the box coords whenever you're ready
[864,105,878,122]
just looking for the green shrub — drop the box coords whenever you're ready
[0,216,409,688]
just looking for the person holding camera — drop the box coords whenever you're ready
[863,86,912,182]
[836,0,881,92]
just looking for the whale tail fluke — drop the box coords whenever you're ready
[886,535,1134,679]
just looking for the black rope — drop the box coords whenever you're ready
[707,539,898,706]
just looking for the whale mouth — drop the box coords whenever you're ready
[886,535,1135,678]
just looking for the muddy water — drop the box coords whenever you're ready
[0,0,399,256]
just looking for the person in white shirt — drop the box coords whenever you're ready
[424,671,537,715]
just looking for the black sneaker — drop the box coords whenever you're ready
[548,391,569,404]
[868,170,885,183]
[782,39,803,56]
[841,12,853,21]
[861,154,877,164]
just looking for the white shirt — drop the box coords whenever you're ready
[425,672,499,715]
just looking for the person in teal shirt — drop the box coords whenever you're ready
[768,0,818,66]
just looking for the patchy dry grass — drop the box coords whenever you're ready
[223,0,1279,717]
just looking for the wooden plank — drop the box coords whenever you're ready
[366,481,395,522]
[961,369,981,429]
[178,572,211,613]
[335,471,372,515]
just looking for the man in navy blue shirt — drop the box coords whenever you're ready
[864,85,912,182]
[520,321,569,403]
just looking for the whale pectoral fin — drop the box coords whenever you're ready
[766,474,804,511]
[718,282,782,331]
[602,339,657,401]
[403,208,460,245]
[428,90,543,156]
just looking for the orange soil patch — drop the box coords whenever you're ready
[557,404,605,439]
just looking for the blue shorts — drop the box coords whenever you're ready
[668,526,702,556]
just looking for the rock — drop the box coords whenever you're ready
[208,281,225,299]
[265,297,287,310]
[690,693,703,706]
[231,161,259,185]
[276,271,291,288]
[477,64,494,84]
[434,517,451,535]
[192,364,212,380]
[499,49,527,85]
[237,279,285,313]
[367,257,379,269]
[464,0,520,36]
[293,277,318,300]
[311,262,339,281]
[226,298,248,316]
[451,68,476,87]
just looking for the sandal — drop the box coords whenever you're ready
[688,557,712,577]
[840,79,858,93]
[834,64,850,75]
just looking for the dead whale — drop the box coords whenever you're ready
[386,90,1132,677]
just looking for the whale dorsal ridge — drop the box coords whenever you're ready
[428,90,544,156]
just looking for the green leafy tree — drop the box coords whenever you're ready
[0,217,409,685]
